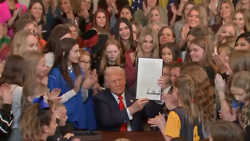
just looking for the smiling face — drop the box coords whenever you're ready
[30,2,43,19]
[189,43,204,62]
[105,44,120,62]
[120,8,132,21]
[220,25,236,38]
[233,12,245,30]
[69,26,78,40]
[220,3,231,19]
[188,10,200,28]
[235,37,250,51]
[60,0,72,13]
[36,57,47,78]
[161,47,173,63]
[159,28,175,45]
[119,22,130,40]
[81,0,92,10]
[68,44,80,64]
[141,35,154,53]
[150,9,161,23]
[96,12,106,28]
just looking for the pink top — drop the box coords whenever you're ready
[0,1,27,37]
[124,50,137,87]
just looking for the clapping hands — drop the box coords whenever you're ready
[148,112,166,129]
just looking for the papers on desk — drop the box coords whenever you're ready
[136,58,163,100]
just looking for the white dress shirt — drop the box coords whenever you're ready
[111,92,133,131]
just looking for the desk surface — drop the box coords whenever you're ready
[100,131,165,141]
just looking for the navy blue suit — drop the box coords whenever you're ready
[93,88,163,131]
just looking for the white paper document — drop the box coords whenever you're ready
[136,58,163,100]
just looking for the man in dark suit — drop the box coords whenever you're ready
[93,66,163,131]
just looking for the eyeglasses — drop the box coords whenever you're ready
[81,0,92,5]
[79,60,91,64]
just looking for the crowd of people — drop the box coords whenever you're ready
[0,0,249,141]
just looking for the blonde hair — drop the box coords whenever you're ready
[236,0,250,10]
[21,81,49,112]
[136,27,160,60]
[10,30,37,56]
[79,49,91,58]
[213,22,240,46]
[98,39,124,76]
[23,50,45,81]
[228,50,250,73]
[234,9,250,32]
[190,36,218,72]
[188,5,214,35]
[227,71,250,128]
[147,6,168,26]
[216,0,235,24]
[217,42,234,56]
[174,71,215,129]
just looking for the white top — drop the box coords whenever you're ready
[10,85,23,129]
[111,92,133,131]
[45,52,55,68]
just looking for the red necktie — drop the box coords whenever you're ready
[118,96,127,131]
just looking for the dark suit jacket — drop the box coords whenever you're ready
[93,88,163,131]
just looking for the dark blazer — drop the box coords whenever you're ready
[93,88,163,131]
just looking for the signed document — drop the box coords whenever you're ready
[136,58,163,100]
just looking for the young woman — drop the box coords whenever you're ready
[23,50,47,84]
[147,6,168,26]
[0,0,27,37]
[98,39,124,87]
[235,32,250,51]
[233,9,250,33]
[55,0,86,33]
[20,103,57,141]
[48,38,97,130]
[12,18,37,35]
[188,36,217,85]
[158,26,176,46]
[41,0,61,40]
[174,1,194,43]
[201,0,222,25]
[179,5,214,48]
[92,8,111,35]
[97,0,129,28]
[213,22,240,47]
[120,5,133,22]
[28,0,46,36]
[113,18,136,53]
[78,0,94,31]
[131,21,143,46]
[42,24,71,73]
[0,55,29,141]
[134,0,160,26]
[211,0,235,33]
[125,27,160,87]
[236,0,250,10]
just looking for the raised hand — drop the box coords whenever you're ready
[219,108,236,122]
[214,74,226,95]
[73,76,83,93]
[181,24,190,41]
[82,69,98,89]
[49,88,62,102]
[148,112,166,129]
[157,76,165,89]
[63,133,74,139]
[0,83,12,104]
[171,3,177,15]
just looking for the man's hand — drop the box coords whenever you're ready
[128,98,149,115]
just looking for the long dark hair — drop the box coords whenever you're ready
[92,8,111,33]
[42,24,70,54]
[52,38,82,88]
[0,55,28,86]
[98,0,129,10]
[113,17,136,52]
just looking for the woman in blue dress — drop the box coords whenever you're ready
[48,38,97,130]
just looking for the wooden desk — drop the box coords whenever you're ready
[100,131,165,141]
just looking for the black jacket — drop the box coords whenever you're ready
[0,104,13,140]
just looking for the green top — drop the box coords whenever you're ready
[0,36,10,49]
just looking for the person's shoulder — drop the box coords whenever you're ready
[48,66,60,76]
[94,89,111,99]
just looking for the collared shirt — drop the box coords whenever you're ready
[111,92,133,131]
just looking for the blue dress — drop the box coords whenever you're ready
[84,89,96,130]
[48,67,87,129]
